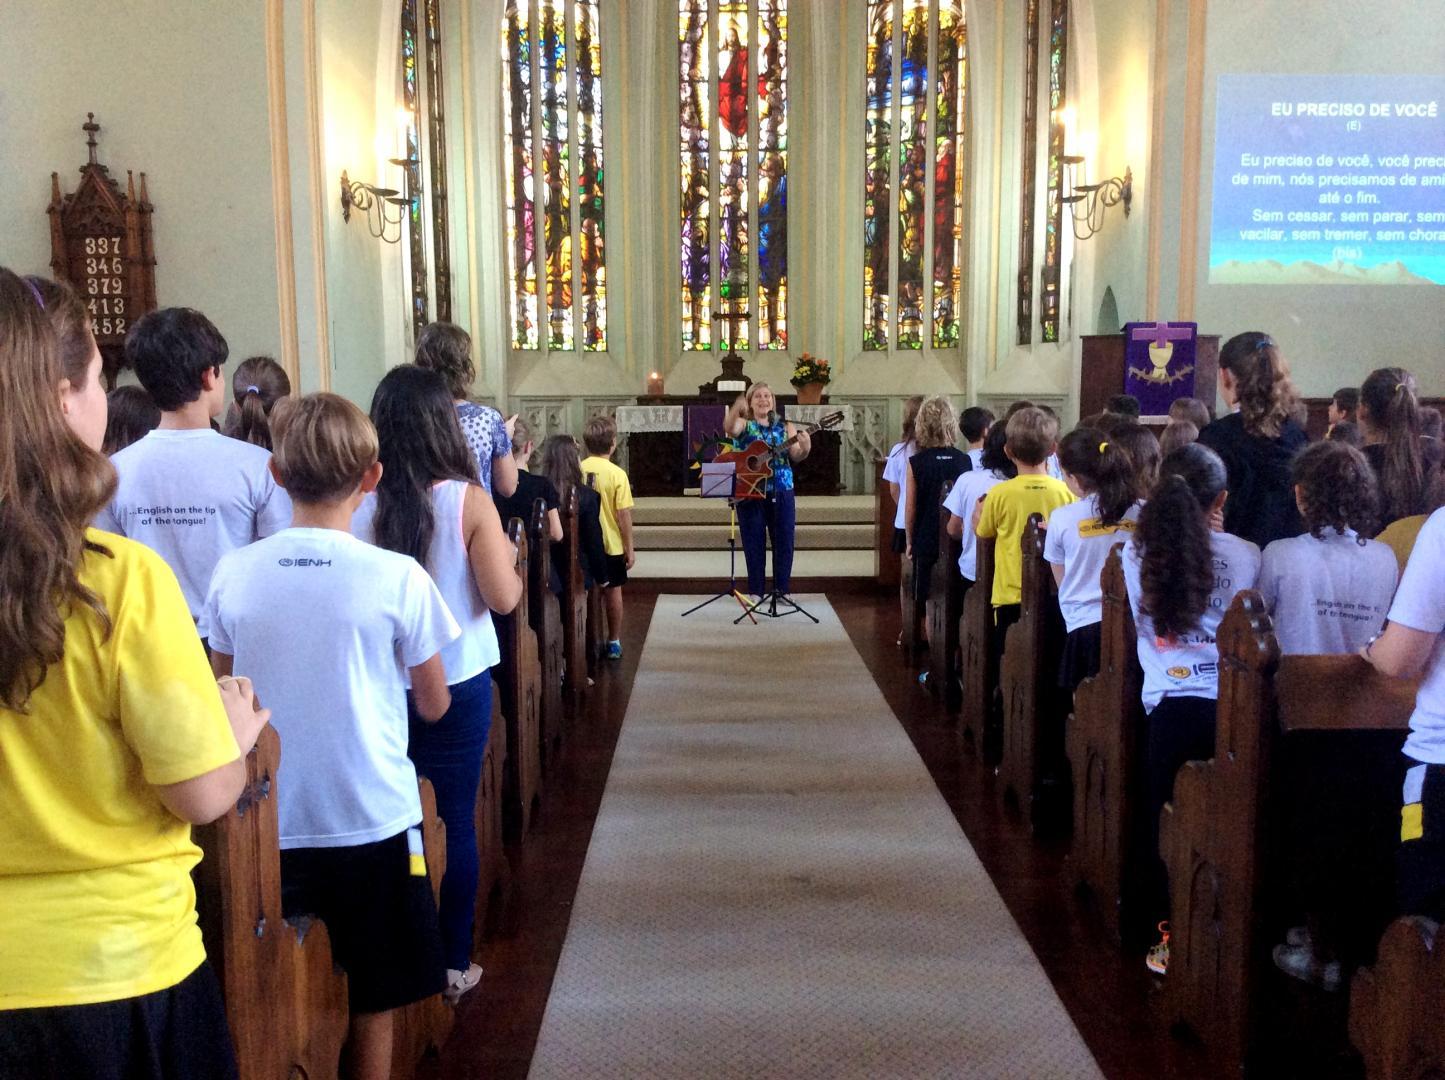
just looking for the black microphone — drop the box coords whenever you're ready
[767,409,776,427]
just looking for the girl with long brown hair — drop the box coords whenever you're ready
[0,270,267,1078]
[1197,331,1309,547]
[222,353,291,450]
[1359,366,1427,529]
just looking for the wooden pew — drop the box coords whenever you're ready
[1160,591,1415,1073]
[472,682,508,952]
[997,515,1068,827]
[528,498,565,770]
[194,726,347,1080]
[958,536,996,755]
[586,580,606,679]
[925,494,964,710]
[558,486,590,720]
[1065,544,1146,942]
[195,727,453,1080]
[1350,916,1445,1078]
[498,518,543,842]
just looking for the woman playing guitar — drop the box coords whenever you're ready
[724,381,811,600]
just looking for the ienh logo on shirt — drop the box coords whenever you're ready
[277,558,333,568]
[1077,518,1137,539]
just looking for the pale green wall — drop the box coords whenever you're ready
[0,2,284,362]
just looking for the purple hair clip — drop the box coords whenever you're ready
[244,385,262,395]
[23,278,45,311]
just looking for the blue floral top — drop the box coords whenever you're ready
[738,418,794,494]
[456,402,512,494]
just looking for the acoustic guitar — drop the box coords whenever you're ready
[714,410,845,499]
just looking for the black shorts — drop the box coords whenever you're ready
[891,527,908,555]
[0,961,237,1080]
[1058,622,1103,690]
[913,556,938,603]
[1399,759,1445,920]
[604,553,628,588]
[281,829,445,1014]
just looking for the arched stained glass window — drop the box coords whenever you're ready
[863,0,968,352]
[1016,0,1070,345]
[679,0,789,353]
[1039,0,1069,343]
[502,0,607,352]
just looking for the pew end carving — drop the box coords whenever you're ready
[499,518,543,842]
[998,514,1068,830]
[959,537,996,756]
[529,498,565,770]
[1351,916,1445,1079]
[1065,543,1145,942]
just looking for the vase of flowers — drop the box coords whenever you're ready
[790,353,831,405]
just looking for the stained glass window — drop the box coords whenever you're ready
[1016,0,1038,346]
[862,0,968,352]
[402,0,429,335]
[678,0,788,353]
[1039,0,1068,343]
[502,0,607,352]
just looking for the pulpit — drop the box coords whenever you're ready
[619,397,850,497]
[1079,332,1220,422]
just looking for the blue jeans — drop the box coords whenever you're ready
[737,488,796,596]
[408,671,493,970]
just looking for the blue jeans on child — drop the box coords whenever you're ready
[408,670,493,971]
[737,488,796,596]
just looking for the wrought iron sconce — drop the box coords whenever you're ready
[1062,158,1132,240]
[339,161,414,244]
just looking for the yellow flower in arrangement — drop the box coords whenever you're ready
[789,352,832,388]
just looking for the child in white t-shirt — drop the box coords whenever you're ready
[1364,506,1445,926]
[1259,440,1398,655]
[204,393,459,1076]
[96,308,291,632]
[1122,442,1261,976]
[944,421,1015,583]
[1044,427,1142,689]
[882,395,925,557]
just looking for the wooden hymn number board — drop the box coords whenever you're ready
[48,113,157,388]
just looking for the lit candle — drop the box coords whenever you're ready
[647,371,664,396]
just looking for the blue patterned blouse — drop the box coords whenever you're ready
[456,402,512,494]
[738,418,794,494]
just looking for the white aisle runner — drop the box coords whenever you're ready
[528,595,1103,1079]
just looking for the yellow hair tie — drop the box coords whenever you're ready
[1099,441,1108,453]
[1396,382,1406,393]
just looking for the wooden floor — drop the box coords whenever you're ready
[434,586,1362,1080]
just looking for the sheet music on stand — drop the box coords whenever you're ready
[700,461,736,499]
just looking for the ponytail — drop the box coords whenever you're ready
[1136,443,1228,640]
[224,355,291,450]
[1219,331,1302,439]
[1057,426,1135,526]
[1360,367,1424,524]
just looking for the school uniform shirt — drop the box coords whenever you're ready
[909,446,971,562]
[1257,530,1397,655]
[944,468,1009,581]
[1197,412,1309,548]
[1378,514,1429,573]
[95,428,292,630]
[883,441,916,530]
[580,455,635,557]
[1121,530,1262,712]
[1,531,239,1009]
[1385,508,1445,764]
[494,468,560,532]
[967,447,985,471]
[1043,494,1142,633]
[976,474,1075,607]
[204,528,460,849]
[353,481,501,686]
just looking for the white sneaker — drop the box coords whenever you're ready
[444,963,484,1004]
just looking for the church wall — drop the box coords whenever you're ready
[1093,0,1445,401]
[0,3,285,363]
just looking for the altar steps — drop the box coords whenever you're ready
[629,495,877,582]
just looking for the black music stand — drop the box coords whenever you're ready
[681,462,757,622]
[735,589,819,624]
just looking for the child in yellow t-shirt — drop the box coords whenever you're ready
[579,414,635,660]
[975,405,1075,644]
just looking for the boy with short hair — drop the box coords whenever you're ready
[974,406,1075,641]
[1106,393,1142,421]
[1169,396,1212,432]
[1328,386,1360,429]
[580,414,635,659]
[203,394,459,1080]
[960,406,994,471]
[97,308,291,631]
